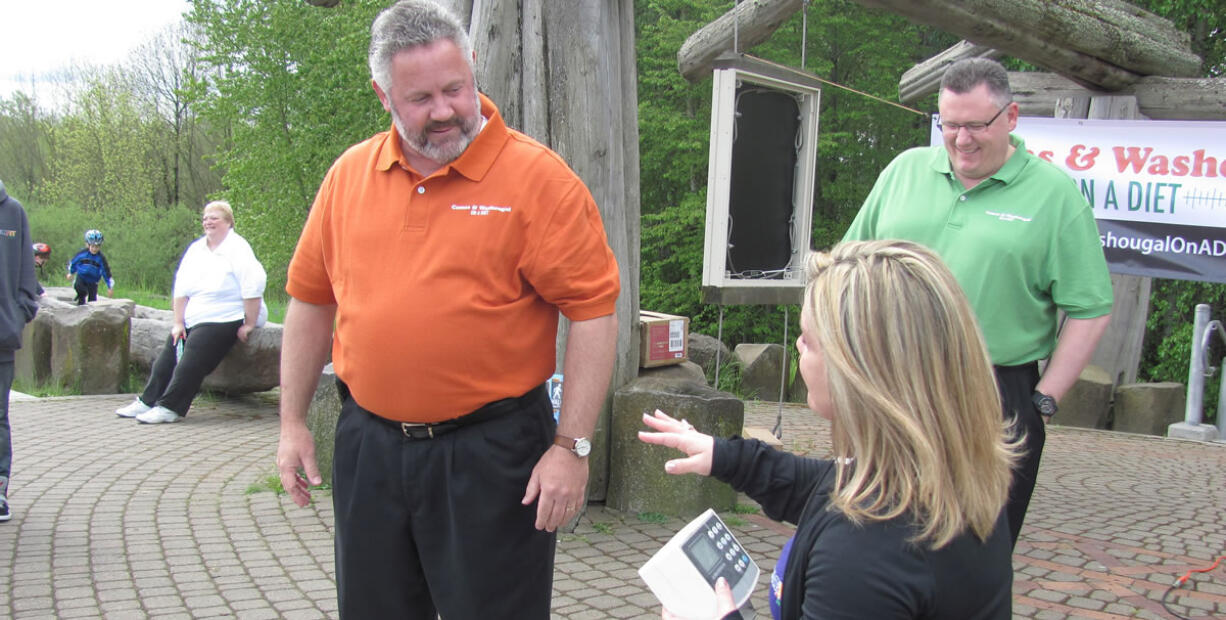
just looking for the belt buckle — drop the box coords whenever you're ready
[400,422,434,439]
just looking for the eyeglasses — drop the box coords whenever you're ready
[936,102,1011,134]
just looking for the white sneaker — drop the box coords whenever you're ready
[116,399,152,418]
[136,406,182,424]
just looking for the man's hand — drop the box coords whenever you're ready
[277,423,323,507]
[522,445,589,532]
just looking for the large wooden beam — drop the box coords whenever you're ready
[1010,71,1226,120]
[853,0,1201,91]
[898,41,1003,103]
[677,0,802,83]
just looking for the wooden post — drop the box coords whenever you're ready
[1053,94,1150,386]
[467,1,641,500]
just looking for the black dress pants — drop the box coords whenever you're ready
[140,320,242,416]
[995,362,1045,548]
[332,386,557,619]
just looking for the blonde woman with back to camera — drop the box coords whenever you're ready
[639,240,1022,619]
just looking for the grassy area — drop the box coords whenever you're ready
[12,377,77,398]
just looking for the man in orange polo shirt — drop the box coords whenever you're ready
[274,1,620,618]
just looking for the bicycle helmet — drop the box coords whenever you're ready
[32,242,51,257]
[84,229,104,244]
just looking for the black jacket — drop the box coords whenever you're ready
[711,437,1012,620]
[0,180,40,362]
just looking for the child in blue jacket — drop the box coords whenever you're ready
[66,229,114,305]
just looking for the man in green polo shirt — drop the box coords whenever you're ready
[844,58,1112,547]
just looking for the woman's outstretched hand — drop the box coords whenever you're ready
[637,409,715,477]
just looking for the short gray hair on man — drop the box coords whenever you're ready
[368,0,473,92]
[939,58,1012,106]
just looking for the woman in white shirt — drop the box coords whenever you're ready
[115,201,268,424]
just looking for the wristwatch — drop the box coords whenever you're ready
[554,434,591,458]
[1032,391,1058,419]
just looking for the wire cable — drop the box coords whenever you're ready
[1160,554,1225,619]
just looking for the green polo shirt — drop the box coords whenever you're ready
[844,136,1112,366]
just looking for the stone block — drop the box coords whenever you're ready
[306,364,340,486]
[202,324,282,394]
[1168,422,1219,441]
[1057,365,1112,429]
[129,314,282,395]
[687,333,730,376]
[13,306,56,386]
[48,301,133,394]
[607,377,742,519]
[129,317,168,371]
[638,360,707,385]
[735,343,788,401]
[1113,382,1185,436]
[788,373,808,405]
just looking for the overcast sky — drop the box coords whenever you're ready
[0,0,192,100]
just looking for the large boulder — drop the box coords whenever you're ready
[48,300,134,394]
[13,296,71,385]
[687,332,731,376]
[607,377,743,519]
[129,309,282,395]
[1057,364,1113,429]
[1113,382,1185,436]
[735,343,788,401]
[204,325,282,394]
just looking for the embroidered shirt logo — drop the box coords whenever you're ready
[1,229,17,237]
[451,204,512,216]
[984,210,1032,223]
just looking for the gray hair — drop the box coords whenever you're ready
[939,58,1012,106]
[369,0,473,92]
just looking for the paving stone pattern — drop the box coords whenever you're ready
[1,396,1223,619]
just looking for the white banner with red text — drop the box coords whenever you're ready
[932,116,1226,283]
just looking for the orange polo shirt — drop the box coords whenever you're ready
[287,94,620,422]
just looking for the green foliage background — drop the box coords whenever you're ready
[635,0,952,347]
[186,0,390,295]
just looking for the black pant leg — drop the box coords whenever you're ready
[416,391,556,620]
[333,399,436,619]
[996,364,1045,548]
[140,335,179,407]
[154,321,241,416]
[333,390,556,620]
[73,280,89,305]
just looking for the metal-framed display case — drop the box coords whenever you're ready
[701,53,821,305]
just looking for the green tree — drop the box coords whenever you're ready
[636,0,952,350]
[44,69,158,213]
[0,92,54,202]
[187,0,388,293]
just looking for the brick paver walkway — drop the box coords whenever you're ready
[1,395,1223,618]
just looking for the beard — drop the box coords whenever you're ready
[391,88,482,166]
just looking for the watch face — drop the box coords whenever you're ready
[1034,394,1057,416]
[574,438,592,457]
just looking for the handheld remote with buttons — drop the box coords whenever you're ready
[639,508,760,619]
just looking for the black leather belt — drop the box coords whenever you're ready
[357,383,547,440]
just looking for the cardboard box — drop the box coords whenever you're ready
[639,310,689,368]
